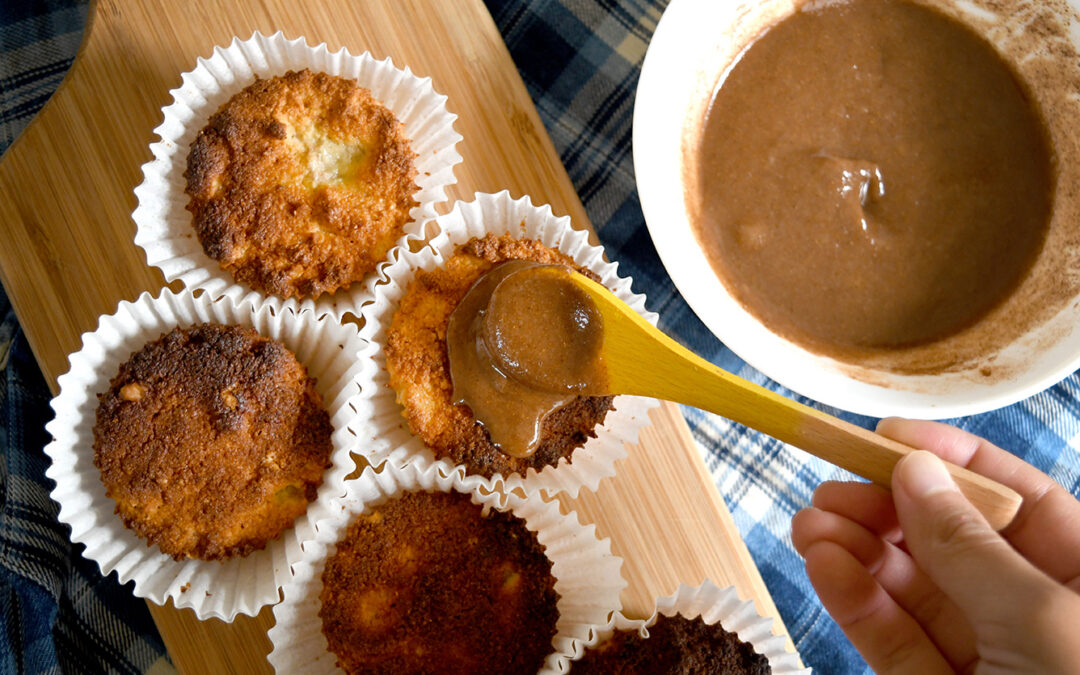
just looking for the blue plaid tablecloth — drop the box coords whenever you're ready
[3,1,1079,673]
[1,6,175,674]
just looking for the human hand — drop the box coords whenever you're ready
[791,417,1080,674]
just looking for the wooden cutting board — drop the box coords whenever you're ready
[0,0,799,671]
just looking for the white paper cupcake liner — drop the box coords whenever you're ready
[43,289,366,621]
[352,190,660,498]
[559,580,810,674]
[267,460,626,674]
[132,30,463,320]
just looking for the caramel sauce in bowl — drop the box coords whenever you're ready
[634,0,1080,417]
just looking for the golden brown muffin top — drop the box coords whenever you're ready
[319,490,559,674]
[384,233,615,478]
[92,323,332,561]
[185,69,418,299]
[571,614,772,674]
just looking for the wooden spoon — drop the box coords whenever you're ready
[564,270,1023,531]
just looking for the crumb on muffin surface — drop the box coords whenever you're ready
[384,233,615,479]
[319,490,559,674]
[571,614,772,674]
[92,323,332,561]
[184,68,418,299]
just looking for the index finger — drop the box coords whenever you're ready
[877,417,1080,588]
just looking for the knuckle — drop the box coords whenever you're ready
[973,609,1020,649]
[926,507,998,559]
[871,628,939,674]
[906,581,951,628]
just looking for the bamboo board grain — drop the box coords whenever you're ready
[0,0,799,671]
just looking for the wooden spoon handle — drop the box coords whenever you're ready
[783,407,1023,531]
[581,274,1023,530]
[643,342,1020,529]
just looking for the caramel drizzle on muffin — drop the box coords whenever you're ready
[384,233,615,478]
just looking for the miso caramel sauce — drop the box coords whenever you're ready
[684,0,1080,379]
[694,0,1053,359]
[446,261,608,459]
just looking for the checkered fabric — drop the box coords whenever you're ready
[0,1,87,151]
[1,2,174,673]
[2,0,1079,673]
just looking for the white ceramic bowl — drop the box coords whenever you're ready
[634,0,1080,418]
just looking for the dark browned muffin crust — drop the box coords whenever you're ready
[571,614,771,674]
[384,233,616,478]
[92,323,332,561]
[319,490,559,674]
[185,69,418,299]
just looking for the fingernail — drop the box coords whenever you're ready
[898,450,958,498]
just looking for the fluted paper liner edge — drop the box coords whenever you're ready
[559,580,811,673]
[132,30,463,320]
[352,190,661,499]
[267,460,626,673]
[43,289,365,621]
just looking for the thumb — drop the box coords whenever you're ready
[892,451,1050,624]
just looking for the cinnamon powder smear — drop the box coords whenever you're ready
[692,0,1055,359]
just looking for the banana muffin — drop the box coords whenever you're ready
[384,233,615,478]
[92,323,332,561]
[184,69,418,299]
[319,490,559,674]
[571,614,771,674]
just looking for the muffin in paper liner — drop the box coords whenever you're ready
[561,580,810,674]
[132,30,463,320]
[267,460,626,674]
[43,289,366,621]
[351,190,661,498]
